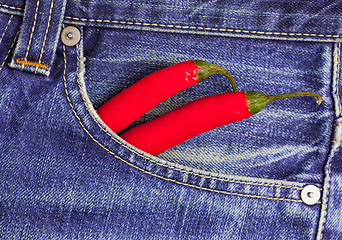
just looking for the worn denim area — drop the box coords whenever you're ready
[0,0,341,239]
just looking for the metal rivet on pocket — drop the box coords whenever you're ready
[61,26,80,46]
[301,185,321,205]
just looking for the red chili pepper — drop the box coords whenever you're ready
[120,91,322,155]
[97,60,237,133]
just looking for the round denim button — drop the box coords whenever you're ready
[301,185,321,205]
[61,26,80,46]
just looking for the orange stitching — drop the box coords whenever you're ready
[16,58,49,70]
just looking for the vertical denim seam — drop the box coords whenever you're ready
[0,27,20,72]
[22,0,40,69]
[34,0,54,74]
[331,43,342,143]
[336,42,341,117]
[318,165,332,240]
[316,42,341,240]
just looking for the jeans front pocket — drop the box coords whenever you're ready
[82,25,333,184]
[56,23,327,239]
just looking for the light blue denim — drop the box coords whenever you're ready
[0,0,341,239]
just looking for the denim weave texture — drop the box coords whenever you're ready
[0,0,341,239]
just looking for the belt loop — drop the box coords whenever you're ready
[9,0,67,76]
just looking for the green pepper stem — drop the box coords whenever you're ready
[194,60,238,92]
[245,91,323,115]
[265,92,323,105]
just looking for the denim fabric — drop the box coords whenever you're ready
[0,1,341,239]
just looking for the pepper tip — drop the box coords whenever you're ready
[313,93,323,105]
[316,97,322,105]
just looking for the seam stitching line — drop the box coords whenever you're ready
[337,42,342,116]
[63,44,303,203]
[318,159,333,239]
[35,0,53,74]
[22,0,40,69]
[68,39,309,192]
[0,4,23,11]
[0,4,340,39]
[64,16,342,39]
[332,42,342,143]
[318,42,341,240]
[0,14,13,46]
[90,120,306,188]
[0,26,20,72]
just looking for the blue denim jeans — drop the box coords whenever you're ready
[0,0,341,239]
